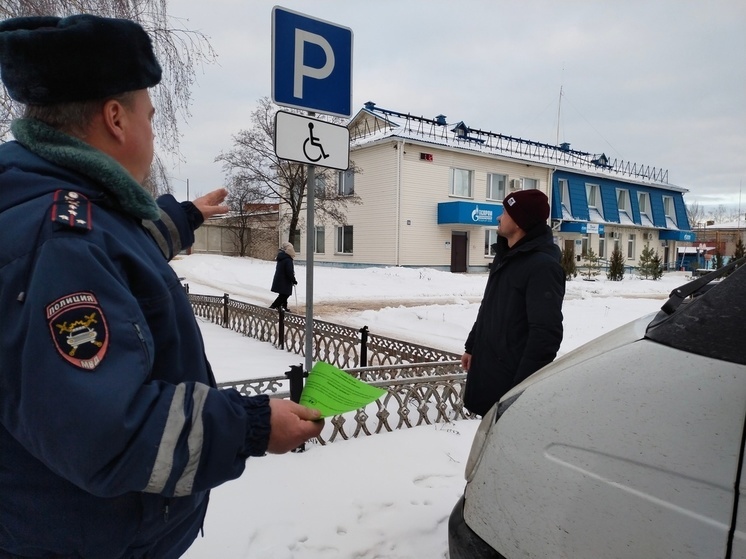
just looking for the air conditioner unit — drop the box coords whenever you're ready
[643,232,652,240]
[509,178,522,190]
[612,232,621,239]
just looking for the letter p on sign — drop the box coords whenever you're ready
[272,6,353,118]
[294,29,334,99]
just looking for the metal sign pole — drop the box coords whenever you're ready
[305,117,315,374]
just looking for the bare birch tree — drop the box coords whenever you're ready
[0,0,216,195]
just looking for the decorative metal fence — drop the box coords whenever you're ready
[187,290,476,444]
[187,292,460,366]
[217,361,471,445]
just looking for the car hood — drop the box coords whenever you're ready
[500,311,654,401]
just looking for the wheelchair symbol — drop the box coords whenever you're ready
[303,123,330,162]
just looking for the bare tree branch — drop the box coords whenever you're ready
[686,201,705,228]
[0,0,217,196]
[216,97,362,245]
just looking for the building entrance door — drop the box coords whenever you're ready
[451,232,468,273]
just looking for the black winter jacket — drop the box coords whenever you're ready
[270,250,296,295]
[463,224,565,416]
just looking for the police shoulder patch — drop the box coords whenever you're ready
[46,292,109,371]
[51,190,92,231]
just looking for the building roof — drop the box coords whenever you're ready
[349,102,687,193]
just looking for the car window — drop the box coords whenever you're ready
[646,263,746,365]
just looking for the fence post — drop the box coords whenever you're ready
[359,325,369,367]
[222,293,230,328]
[285,363,308,453]
[278,308,285,349]
[285,363,306,403]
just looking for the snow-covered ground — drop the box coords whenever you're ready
[173,254,690,558]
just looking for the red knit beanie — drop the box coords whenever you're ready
[502,190,550,231]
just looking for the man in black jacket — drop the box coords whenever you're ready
[462,189,565,416]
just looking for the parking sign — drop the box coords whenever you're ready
[272,6,353,117]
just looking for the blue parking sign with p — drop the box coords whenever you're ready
[272,7,353,118]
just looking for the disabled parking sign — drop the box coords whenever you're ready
[274,111,350,171]
[272,6,353,118]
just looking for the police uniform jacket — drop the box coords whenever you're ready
[0,119,271,559]
[463,224,565,416]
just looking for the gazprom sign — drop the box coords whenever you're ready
[437,201,503,226]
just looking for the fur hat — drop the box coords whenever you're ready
[0,14,162,105]
[502,189,550,231]
[281,242,296,258]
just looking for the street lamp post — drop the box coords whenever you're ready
[171,177,190,201]
[704,220,714,269]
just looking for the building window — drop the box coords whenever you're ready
[450,168,473,198]
[559,179,570,213]
[486,173,506,201]
[638,192,650,217]
[291,229,301,254]
[663,196,677,226]
[617,189,631,222]
[627,234,635,259]
[336,225,353,254]
[338,170,354,196]
[314,226,325,254]
[581,235,589,257]
[586,183,600,208]
[522,178,538,190]
[598,233,606,259]
[617,189,629,211]
[484,229,498,256]
[314,175,326,198]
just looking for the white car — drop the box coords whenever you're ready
[449,261,746,559]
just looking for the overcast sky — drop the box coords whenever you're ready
[164,0,746,211]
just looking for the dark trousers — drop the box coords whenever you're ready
[269,293,290,310]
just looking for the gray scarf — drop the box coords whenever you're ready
[11,118,160,220]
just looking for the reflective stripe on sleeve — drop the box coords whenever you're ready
[158,210,183,255]
[173,383,209,496]
[141,218,170,259]
[145,383,187,493]
[142,209,182,259]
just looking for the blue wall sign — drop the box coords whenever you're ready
[437,201,503,226]
[560,221,606,235]
[272,7,353,117]
[660,229,695,242]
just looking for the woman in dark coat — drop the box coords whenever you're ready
[269,242,297,311]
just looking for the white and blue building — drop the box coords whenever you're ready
[287,102,693,272]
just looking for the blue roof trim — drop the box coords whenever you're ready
[552,170,690,230]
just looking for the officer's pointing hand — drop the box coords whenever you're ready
[193,188,229,219]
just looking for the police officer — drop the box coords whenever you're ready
[0,14,323,558]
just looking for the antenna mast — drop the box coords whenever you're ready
[555,84,563,146]
[556,65,565,146]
